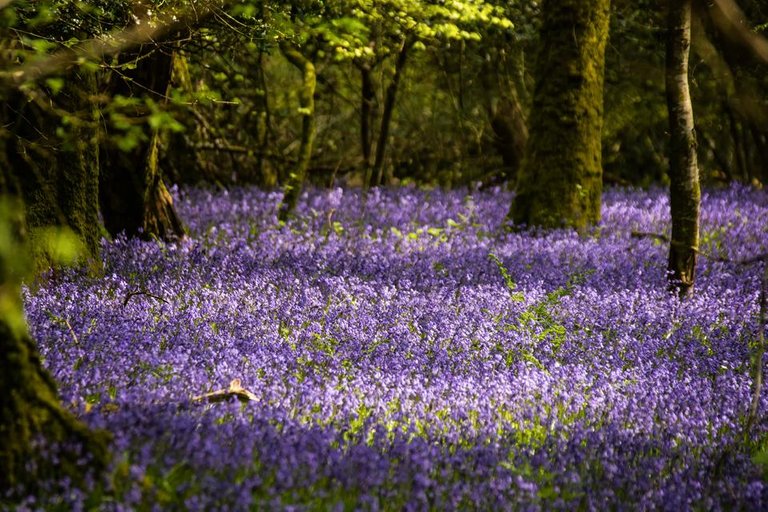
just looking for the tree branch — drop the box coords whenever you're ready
[710,0,768,64]
[0,1,231,89]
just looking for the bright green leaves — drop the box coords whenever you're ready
[44,77,65,94]
[276,0,514,62]
[148,110,184,133]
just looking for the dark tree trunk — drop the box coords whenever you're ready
[278,43,317,222]
[509,0,611,230]
[370,38,411,188]
[359,63,375,173]
[100,43,185,240]
[478,52,529,186]
[489,94,528,184]
[253,51,275,187]
[666,0,701,297]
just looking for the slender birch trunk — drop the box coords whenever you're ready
[666,0,701,297]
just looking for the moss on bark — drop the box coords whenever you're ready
[510,0,611,230]
[1,72,102,266]
[0,311,111,496]
[278,43,317,222]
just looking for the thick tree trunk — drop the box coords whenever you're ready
[1,76,102,264]
[370,38,411,188]
[100,43,185,240]
[278,43,317,222]
[0,89,109,497]
[509,0,611,230]
[666,0,700,297]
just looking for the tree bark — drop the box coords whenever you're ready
[1,75,102,265]
[488,93,528,184]
[100,43,185,241]
[370,38,411,188]
[509,0,611,230]
[359,63,375,173]
[253,51,275,188]
[278,42,317,222]
[666,0,701,297]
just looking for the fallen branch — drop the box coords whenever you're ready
[192,378,258,403]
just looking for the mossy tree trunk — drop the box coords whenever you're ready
[100,42,185,241]
[509,0,611,230]
[0,81,109,498]
[278,42,317,222]
[666,0,700,297]
[0,262,110,495]
[253,51,275,188]
[1,75,102,263]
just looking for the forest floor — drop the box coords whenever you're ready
[21,185,768,509]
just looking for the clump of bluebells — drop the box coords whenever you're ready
[19,184,768,509]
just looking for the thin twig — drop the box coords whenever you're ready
[62,318,80,346]
[123,289,169,307]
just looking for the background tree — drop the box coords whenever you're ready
[509,0,611,230]
[666,0,700,297]
[277,40,317,221]
[99,12,187,240]
[267,0,513,217]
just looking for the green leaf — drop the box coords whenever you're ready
[489,252,525,301]
[45,77,65,95]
